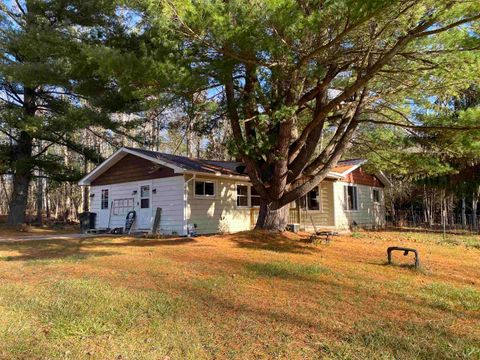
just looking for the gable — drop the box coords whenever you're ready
[91,154,180,186]
[343,167,385,187]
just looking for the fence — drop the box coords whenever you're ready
[386,209,480,234]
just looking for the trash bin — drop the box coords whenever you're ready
[79,212,96,233]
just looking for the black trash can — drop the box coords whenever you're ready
[79,212,96,233]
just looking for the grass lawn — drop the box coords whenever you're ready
[0,223,78,237]
[0,230,479,359]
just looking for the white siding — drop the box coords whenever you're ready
[333,181,386,230]
[298,181,336,230]
[185,175,252,235]
[90,176,185,235]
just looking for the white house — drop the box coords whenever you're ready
[78,147,390,235]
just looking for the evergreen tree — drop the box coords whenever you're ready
[135,0,480,229]
[0,0,143,224]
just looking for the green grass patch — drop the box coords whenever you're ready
[351,232,365,239]
[24,253,95,265]
[191,275,228,292]
[330,319,480,360]
[421,282,480,312]
[246,260,330,280]
[0,279,182,339]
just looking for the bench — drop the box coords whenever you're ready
[387,246,420,268]
[309,231,338,244]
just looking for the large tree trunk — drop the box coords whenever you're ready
[255,201,290,231]
[7,86,36,225]
[7,131,33,225]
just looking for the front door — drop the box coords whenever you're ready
[137,184,152,229]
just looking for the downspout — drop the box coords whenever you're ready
[184,173,196,236]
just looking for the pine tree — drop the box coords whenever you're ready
[0,1,143,224]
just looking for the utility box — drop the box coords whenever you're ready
[79,212,96,233]
[286,223,300,233]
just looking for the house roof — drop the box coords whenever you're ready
[125,148,244,176]
[330,159,366,176]
[79,147,389,186]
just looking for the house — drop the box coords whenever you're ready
[78,147,390,235]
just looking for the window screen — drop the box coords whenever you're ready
[140,185,150,208]
[113,198,134,215]
[236,185,248,207]
[251,186,261,207]
[344,185,358,210]
[195,181,215,196]
[101,189,109,209]
[373,189,380,203]
[307,187,320,210]
[299,187,320,210]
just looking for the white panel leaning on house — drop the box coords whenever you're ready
[90,176,185,234]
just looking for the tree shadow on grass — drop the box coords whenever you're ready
[228,230,321,254]
[99,237,197,247]
[0,238,118,262]
[0,236,198,262]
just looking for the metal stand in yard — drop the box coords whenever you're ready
[308,215,338,244]
[387,246,420,269]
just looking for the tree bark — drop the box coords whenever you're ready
[255,201,290,231]
[7,131,33,225]
[473,187,479,232]
[36,171,43,226]
[7,86,36,225]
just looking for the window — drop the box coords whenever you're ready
[299,186,321,211]
[251,186,261,207]
[140,185,150,208]
[236,185,248,207]
[195,180,215,197]
[373,189,380,203]
[307,187,320,211]
[113,198,134,215]
[101,189,109,209]
[344,185,358,211]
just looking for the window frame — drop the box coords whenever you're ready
[140,185,150,209]
[236,184,249,208]
[112,198,134,216]
[344,185,359,211]
[250,186,261,208]
[299,186,322,212]
[101,189,109,210]
[194,180,216,198]
[372,188,380,204]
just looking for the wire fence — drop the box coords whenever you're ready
[386,209,480,235]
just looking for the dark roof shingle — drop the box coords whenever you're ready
[127,147,365,177]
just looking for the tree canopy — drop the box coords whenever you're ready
[131,0,480,229]
[1,0,480,229]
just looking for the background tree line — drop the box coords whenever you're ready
[1,0,479,230]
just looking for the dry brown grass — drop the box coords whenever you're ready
[0,223,77,237]
[0,230,478,359]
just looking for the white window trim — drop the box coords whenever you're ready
[101,189,109,210]
[299,186,322,212]
[308,185,322,212]
[344,184,359,212]
[250,185,261,208]
[194,179,217,199]
[372,188,381,204]
[235,183,250,208]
